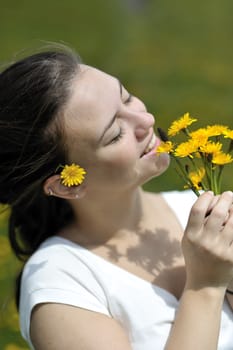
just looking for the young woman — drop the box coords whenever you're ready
[0,47,233,350]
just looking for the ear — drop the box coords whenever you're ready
[43,175,86,200]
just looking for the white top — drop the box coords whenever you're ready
[19,191,233,349]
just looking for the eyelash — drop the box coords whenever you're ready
[108,94,131,145]
[110,128,125,144]
[125,94,132,104]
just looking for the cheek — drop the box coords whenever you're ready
[104,144,137,169]
[88,146,138,183]
[109,148,136,167]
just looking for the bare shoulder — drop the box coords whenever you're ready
[30,303,132,350]
[142,190,174,215]
[143,189,197,229]
[142,190,164,206]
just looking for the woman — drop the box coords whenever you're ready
[0,46,233,350]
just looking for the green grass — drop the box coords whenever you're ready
[0,0,233,347]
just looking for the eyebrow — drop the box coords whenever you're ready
[98,79,123,143]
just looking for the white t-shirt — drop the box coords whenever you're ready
[19,191,233,349]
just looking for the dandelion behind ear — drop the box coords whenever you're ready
[60,163,86,187]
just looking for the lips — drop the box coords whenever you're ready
[140,133,157,157]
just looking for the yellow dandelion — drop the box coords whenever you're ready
[188,167,205,190]
[199,141,222,155]
[168,113,197,136]
[156,141,174,154]
[189,128,209,147]
[174,140,198,158]
[60,163,86,187]
[212,152,233,165]
[223,128,233,140]
[206,124,228,137]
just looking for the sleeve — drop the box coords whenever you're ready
[19,246,111,345]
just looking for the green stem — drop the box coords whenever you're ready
[200,153,212,190]
[210,165,220,194]
[217,165,224,193]
[172,155,200,197]
[228,139,233,153]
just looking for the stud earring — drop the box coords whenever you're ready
[75,193,79,199]
[48,188,53,196]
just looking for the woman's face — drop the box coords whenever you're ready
[63,65,170,194]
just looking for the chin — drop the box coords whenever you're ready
[153,152,170,172]
[146,153,170,181]
[139,154,170,185]
[134,153,170,187]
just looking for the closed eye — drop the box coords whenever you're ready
[124,94,133,104]
[109,128,125,144]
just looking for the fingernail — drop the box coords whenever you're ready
[207,191,214,195]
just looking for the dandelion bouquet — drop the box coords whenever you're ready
[157,113,233,196]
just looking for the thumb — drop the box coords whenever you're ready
[185,191,214,233]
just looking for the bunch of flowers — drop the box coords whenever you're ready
[157,113,233,196]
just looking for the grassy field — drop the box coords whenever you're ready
[0,0,233,348]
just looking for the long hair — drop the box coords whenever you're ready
[0,46,81,307]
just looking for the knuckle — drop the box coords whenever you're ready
[200,239,213,253]
[226,219,233,230]
[213,208,226,219]
[190,206,202,217]
[185,231,203,247]
[182,231,197,247]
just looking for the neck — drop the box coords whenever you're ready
[67,187,145,246]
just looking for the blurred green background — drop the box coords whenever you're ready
[0,0,233,348]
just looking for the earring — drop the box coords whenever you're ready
[48,188,53,196]
[75,193,79,199]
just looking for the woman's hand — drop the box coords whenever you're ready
[165,191,233,350]
[182,191,233,292]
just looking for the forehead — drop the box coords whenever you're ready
[66,64,121,119]
[63,65,120,159]
[70,64,118,103]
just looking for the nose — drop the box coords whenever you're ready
[123,96,155,140]
[134,112,155,141]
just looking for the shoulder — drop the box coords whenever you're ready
[147,189,197,230]
[20,237,80,289]
[19,236,111,343]
[20,236,107,297]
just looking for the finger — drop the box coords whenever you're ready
[221,208,233,247]
[203,194,220,224]
[186,191,215,232]
[205,195,220,216]
[205,191,233,232]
